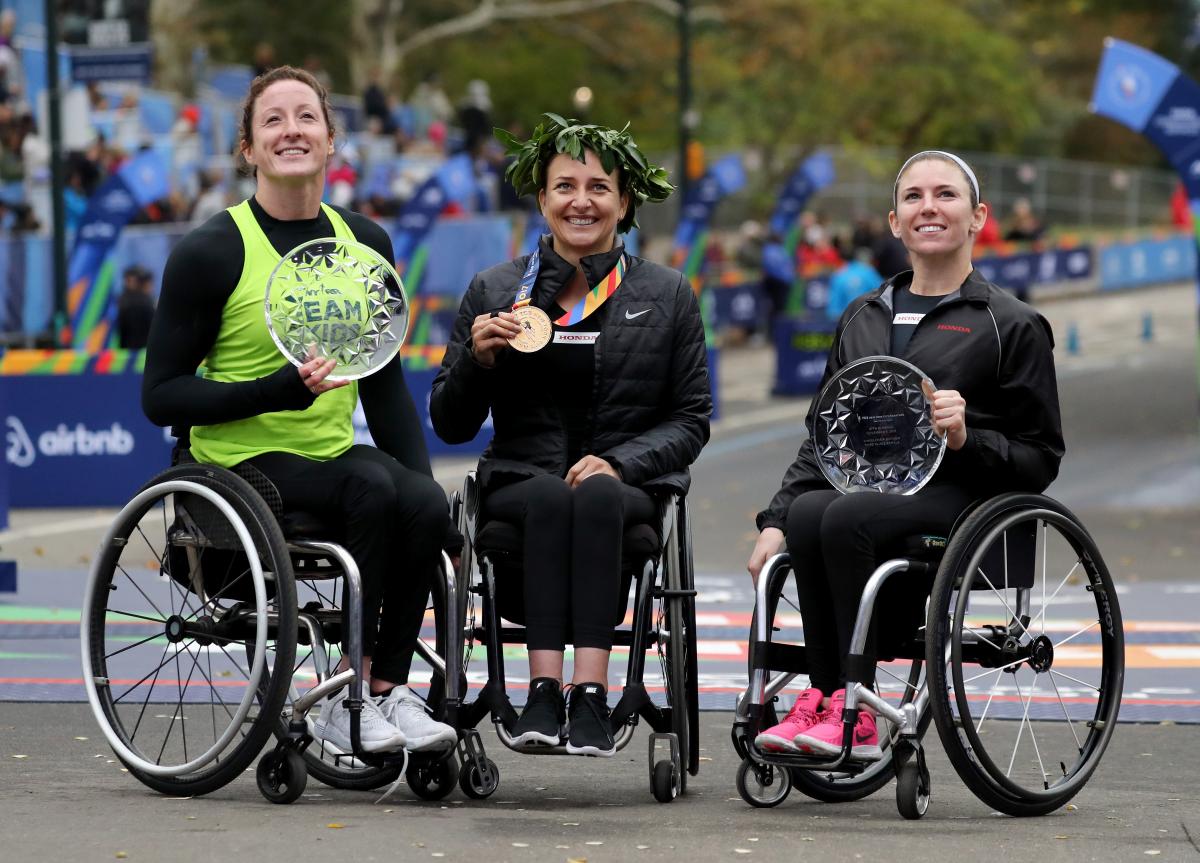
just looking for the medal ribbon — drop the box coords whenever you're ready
[511,248,627,324]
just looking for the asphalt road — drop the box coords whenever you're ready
[1,281,1199,860]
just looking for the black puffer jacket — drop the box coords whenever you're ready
[756,268,1064,531]
[430,237,712,494]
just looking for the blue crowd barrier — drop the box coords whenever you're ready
[772,316,834,396]
[1098,234,1197,290]
[973,246,1094,291]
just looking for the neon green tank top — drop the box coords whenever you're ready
[189,200,359,467]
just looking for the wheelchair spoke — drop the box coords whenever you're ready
[962,627,1004,652]
[106,609,167,626]
[1013,674,1050,786]
[112,643,178,705]
[117,563,169,621]
[184,566,253,622]
[104,630,166,661]
[1005,674,1036,779]
[974,668,1006,732]
[1049,669,1101,693]
[1047,671,1085,751]
[128,642,172,740]
[962,656,1025,684]
[975,567,1033,642]
[876,662,920,693]
[1025,561,1082,635]
[1052,620,1099,651]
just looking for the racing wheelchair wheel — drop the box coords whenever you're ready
[926,494,1124,817]
[81,464,297,797]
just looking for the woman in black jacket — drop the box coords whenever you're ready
[746,151,1064,762]
[430,115,711,756]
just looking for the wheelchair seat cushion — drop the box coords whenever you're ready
[279,510,342,542]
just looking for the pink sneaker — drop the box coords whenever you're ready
[754,688,825,753]
[792,689,883,762]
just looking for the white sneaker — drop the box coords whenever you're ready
[375,687,457,752]
[312,683,407,753]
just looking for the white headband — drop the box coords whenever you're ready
[894,150,979,204]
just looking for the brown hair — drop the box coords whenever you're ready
[236,65,335,176]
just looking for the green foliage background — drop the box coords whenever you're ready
[174,0,1198,167]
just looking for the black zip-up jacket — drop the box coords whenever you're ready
[756,269,1064,531]
[430,237,712,495]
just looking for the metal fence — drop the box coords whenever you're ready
[637,146,1181,238]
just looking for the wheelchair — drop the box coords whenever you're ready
[440,471,701,803]
[80,457,461,804]
[731,493,1124,819]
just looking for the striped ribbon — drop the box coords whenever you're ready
[554,255,627,326]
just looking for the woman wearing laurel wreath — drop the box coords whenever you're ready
[745,151,1064,762]
[141,66,457,756]
[430,115,711,756]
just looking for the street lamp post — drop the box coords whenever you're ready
[677,0,691,206]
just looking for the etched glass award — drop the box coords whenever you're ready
[265,238,408,382]
[811,355,946,495]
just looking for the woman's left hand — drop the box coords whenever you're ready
[298,355,349,396]
[928,386,968,450]
[565,455,621,488]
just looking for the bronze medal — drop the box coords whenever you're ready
[509,305,553,353]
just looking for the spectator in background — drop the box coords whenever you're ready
[1170,183,1192,231]
[1004,197,1045,244]
[871,227,909,279]
[189,167,229,225]
[457,79,493,157]
[410,72,453,138]
[303,54,333,92]
[252,42,276,77]
[363,66,395,134]
[825,247,881,321]
[975,201,1001,250]
[116,265,155,350]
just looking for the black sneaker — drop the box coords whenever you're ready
[511,677,565,747]
[565,682,615,757]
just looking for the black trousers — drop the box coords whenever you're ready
[483,474,658,651]
[785,484,974,694]
[247,445,449,684]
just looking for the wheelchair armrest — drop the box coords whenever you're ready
[638,470,690,499]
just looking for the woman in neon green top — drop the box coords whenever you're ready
[142,66,456,754]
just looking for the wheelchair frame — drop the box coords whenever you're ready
[440,471,701,803]
[731,493,1125,819]
[82,461,460,804]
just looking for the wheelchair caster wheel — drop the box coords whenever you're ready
[735,756,791,808]
[459,756,500,799]
[651,759,680,803]
[406,754,460,801]
[257,747,307,804]
[896,756,930,820]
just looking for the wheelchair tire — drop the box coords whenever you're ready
[406,752,460,801]
[651,759,679,803]
[926,494,1124,817]
[735,756,791,808]
[660,498,700,792]
[459,756,500,799]
[895,755,930,820]
[81,465,297,798]
[257,746,308,804]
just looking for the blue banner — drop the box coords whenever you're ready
[67,149,171,349]
[392,154,477,267]
[1099,234,1197,291]
[772,317,835,396]
[763,152,835,282]
[972,247,1093,291]
[672,155,746,253]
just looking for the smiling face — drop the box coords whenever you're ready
[241,79,333,187]
[889,157,986,260]
[538,149,629,263]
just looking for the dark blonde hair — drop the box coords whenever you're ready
[236,65,335,176]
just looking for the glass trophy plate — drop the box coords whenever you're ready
[265,238,409,382]
[811,355,946,495]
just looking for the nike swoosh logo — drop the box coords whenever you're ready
[625,308,651,320]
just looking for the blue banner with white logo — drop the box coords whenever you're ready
[67,149,171,349]
[762,152,836,283]
[392,154,477,268]
[671,155,746,253]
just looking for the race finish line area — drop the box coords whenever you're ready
[3,569,1196,724]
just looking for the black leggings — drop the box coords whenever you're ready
[785,484,974,694]
[483,474,658,651]
[246,445,449,684]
